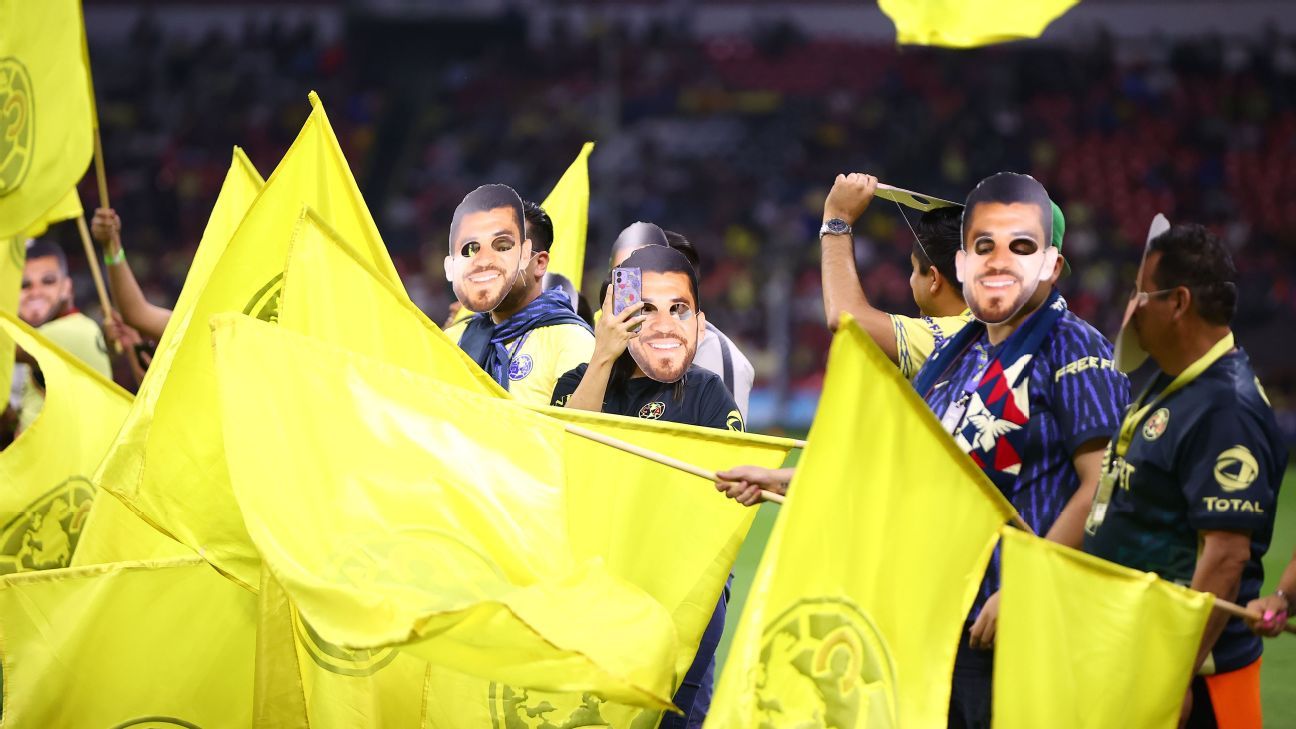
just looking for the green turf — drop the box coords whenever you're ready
[717,464,1296,726]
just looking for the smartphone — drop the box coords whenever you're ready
[612,266,642,317]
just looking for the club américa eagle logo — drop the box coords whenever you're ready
[1141,407,1170,442]
[293,605,399,677]
[638,401,665,420]
[753,596,898,728]
[243,273,284,323]
[508,354,534,381]
[0,476,95,574]
[0,58,35,197]
[109,719,203,729]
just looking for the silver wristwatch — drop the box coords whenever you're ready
[819,218,852,239]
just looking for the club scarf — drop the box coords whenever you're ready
[457,287,592,391]
[914,289,1067,493]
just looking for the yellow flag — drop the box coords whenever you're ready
[253,565,432,729]
[279,208,503,397]
[992,528,1212,729]
[0,311,122,572]
[878,0,1078,48]
[707,317,1018,728]
[0,0,94,237]
[540,141,595,290]
[97,94,405,590]
[19,187,84,239]
[212,314,678,709]
[0,556,257,725]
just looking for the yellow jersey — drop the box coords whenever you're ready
[890,309,974,380]
[19,312,112,433]
[446,319,594,408]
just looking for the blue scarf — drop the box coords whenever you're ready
[913,289,1067,493]
[457,288,592,390]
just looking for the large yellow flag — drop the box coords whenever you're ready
[97,94,405,590]
[0,310,126,573]
[992,528,1212,729]
[706,317,1018,728]
[540,141,595,290]
[878,0,1078,48]
[212,314,678,709]
[0,556,257,725]
[0,0,94,237]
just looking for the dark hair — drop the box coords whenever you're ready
[449,184,525,251]
[962,172,1052,248]
[522,200,554,253]
[912,206,962,291]
[1147,223,1238,325]
[663,230,702,275]
[25,240,68,276]
[619,244,700,310]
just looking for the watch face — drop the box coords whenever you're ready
[824,219,850,235]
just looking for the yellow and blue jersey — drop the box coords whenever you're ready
[446,318,593,408]
[890,310,973,380]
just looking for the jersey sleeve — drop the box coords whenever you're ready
[550,364,587,407]
[1182,404,1278,532]
[697,376,745,432]
[889,313,970,380]
[1049,330,1130,454]
[546,326,595,385]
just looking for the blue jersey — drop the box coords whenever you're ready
[1085,349,1285,674]
[916,309,1130,621]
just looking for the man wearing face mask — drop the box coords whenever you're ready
[1084,223,1284,729]
[715,173,1128,729]
[552,242,741,729]
[444,187,593,406]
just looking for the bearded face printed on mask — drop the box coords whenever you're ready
[955,173,1059,325]
[620,246,706,384]
[444,184,532,313]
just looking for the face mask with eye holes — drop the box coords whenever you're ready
[445,234,533,313]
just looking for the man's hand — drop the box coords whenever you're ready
[1245,593,1290,637]
[592,288,646,367]
[91,208,122,253]
[823,173,878,226]
[968,591,1000,649]
[714,465,791,507]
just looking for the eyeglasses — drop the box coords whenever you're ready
[1129,288,1179,307]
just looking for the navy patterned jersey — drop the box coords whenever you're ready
[915,308,1130,622]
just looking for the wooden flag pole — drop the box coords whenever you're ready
[1211,597,1296,636]
[74,215,120,353]
[562,422,785,504]
[93,128,110,210]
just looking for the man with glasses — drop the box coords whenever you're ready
[553,243,741,728]
[444,187,593,406]
[1084,222,1284,729]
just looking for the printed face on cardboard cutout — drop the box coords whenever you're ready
[1113,213,1171,372]
[444,185,532,314]
[955,174,1058,325]
[628,270,705,383]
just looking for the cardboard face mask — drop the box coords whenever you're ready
[619,246,703,384]
[955,173,1058,325]
[1113,213,1171,373]
[444,185,531,313]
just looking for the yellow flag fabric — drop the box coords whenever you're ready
[253,565,432,729]
[278,208,504,397]
[19,187,84,239]
[540,141,595,290]
[0,556,257,725]
[0,311,126,572]
[0,0,94,237]
[97,94,405,591]
[706,317,1018,729]
[878,0,1078,48]
[993,528,1212,729]
[212,314,678,710]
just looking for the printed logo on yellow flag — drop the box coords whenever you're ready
[706,316,1017,729]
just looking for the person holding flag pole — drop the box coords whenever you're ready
[1084,220,1287,729]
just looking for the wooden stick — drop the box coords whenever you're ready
[93,127,110,209]
[562,422,785,504]
[790,438,807,449]
[1213,597,1296,636]
[74,215,120,354]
